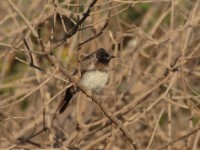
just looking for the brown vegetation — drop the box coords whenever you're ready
[1,0,200,149]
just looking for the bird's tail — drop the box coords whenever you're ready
[57,85,77,114]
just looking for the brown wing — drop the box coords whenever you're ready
[73,51,98,75]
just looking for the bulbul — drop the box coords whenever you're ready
[57,48,115,114]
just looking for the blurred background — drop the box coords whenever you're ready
[1,0,200,149]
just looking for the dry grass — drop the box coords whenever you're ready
[1,0,200,149]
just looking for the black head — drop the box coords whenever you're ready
[96,48,115,64]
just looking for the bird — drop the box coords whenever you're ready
[57,48,115,114]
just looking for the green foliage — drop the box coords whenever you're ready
[159,112,167,126]
[192,116,199,126]
[20,99,29,111]
[0,87,14,95]
[120,3,151,22]
[5,62,28,83]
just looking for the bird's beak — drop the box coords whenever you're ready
[105,55,116,60]
[109,56,116,59]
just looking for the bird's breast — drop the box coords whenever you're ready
[80,70,109,91]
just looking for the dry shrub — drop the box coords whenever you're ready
[0,0,200,150]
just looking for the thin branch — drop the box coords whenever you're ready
[156,127,200,150]
[78,11,110,47]
[7,0,38,37]
[52,0,98,49]
[23,39,43,71]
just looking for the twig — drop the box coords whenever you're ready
[78,11,110,47]
[7,0,38,37]
[146,108,164,150]
[23,39,43,71]
[52,0,98,49]
[0,68,58,108]
[156,127,200,150]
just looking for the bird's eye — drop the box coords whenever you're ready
[103,55,107,59]
[96,49,111,63]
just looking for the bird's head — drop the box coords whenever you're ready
[96,48,115,64]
